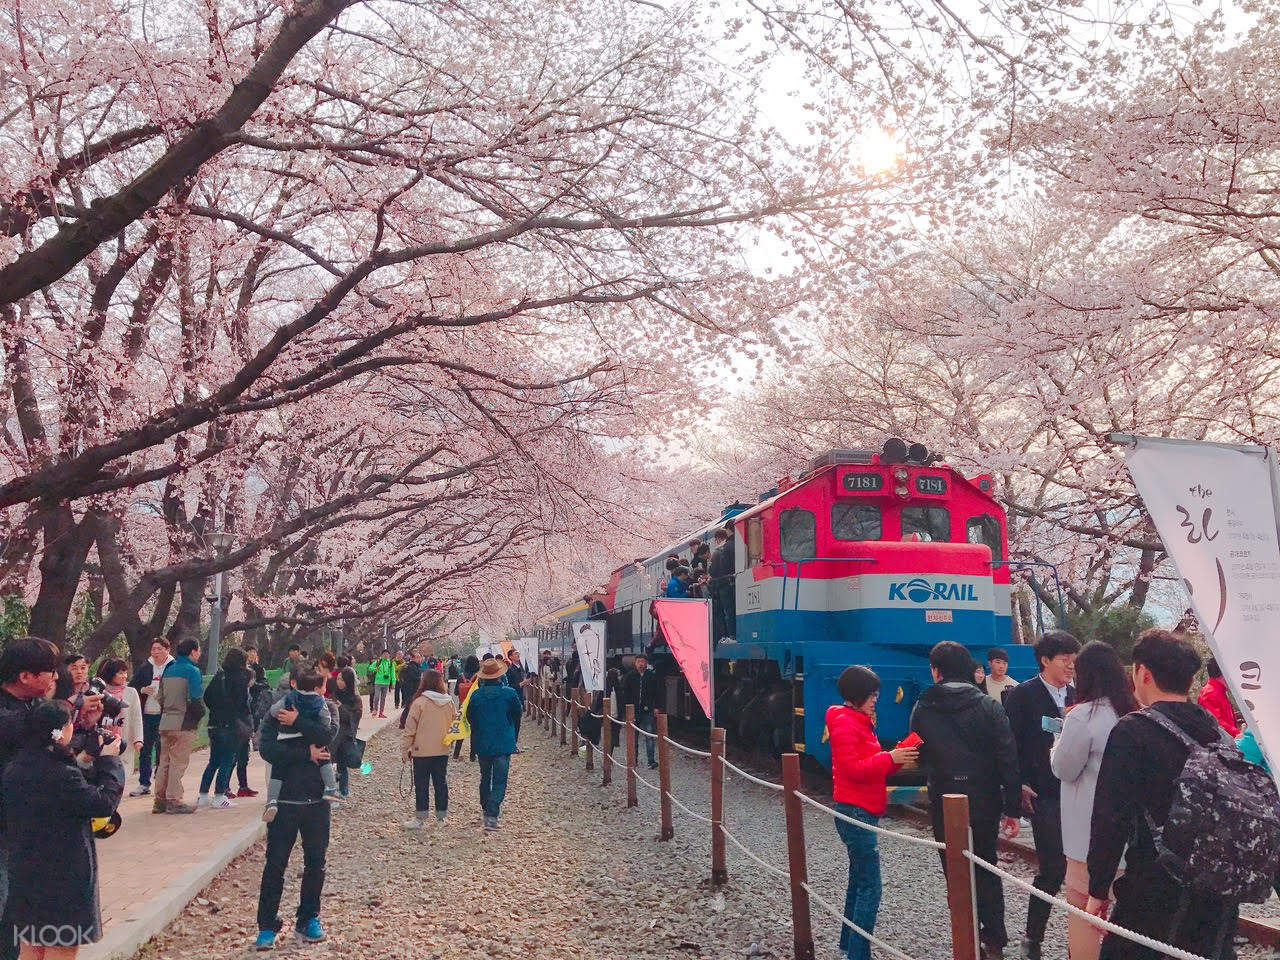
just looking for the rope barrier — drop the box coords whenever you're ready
[795,791,945,851]
[634,724,658,740]
[801,881,924,960]
[963,850,1215,960]
[721,824,791,881]
[666,790,713,825]
[722,758,785,791]
[662,735,711,758]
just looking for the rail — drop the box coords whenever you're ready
[782,557,876,611]
[522,681,1232,960]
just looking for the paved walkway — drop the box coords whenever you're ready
[84,710,393,960]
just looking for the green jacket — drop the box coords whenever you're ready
[372,657,396,686]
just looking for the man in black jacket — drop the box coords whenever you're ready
[619,654,658,769]
[708,526,736,644]
[0,637,63,960]
[253,666,332,951]
[911,641,1022,960]
[1087,630,1234,959]
[1002,629,1079,960]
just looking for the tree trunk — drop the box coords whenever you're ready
[28,505,97,646]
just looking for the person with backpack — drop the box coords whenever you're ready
[1087,629,1280,960]
[197,648,253,809]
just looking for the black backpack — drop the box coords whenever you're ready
[1143,707,1280,902]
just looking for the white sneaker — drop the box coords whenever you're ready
[401,818,425,830]
[197,794,212,808]
[210,795,235,809]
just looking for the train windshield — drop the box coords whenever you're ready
[901,506,950,542]
[779,508,817,560]
[966,513,1003,560]
[831,503,881,541]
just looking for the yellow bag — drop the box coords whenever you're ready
[443,682,477,745]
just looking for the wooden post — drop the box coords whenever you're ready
[710,726,727,884]
[942,794,979,960]
[584,690,595,771]
[570,688,581,756]
[625,703,637,808]
[602,700,613,785]
[781,753,815,960]
[656,711,673,841]
[560,692,567,746]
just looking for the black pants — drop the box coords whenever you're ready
[513,708,522,745]
[1099,870,1235,960]
[394,682,403,709]
[411,756,448,814]
[256,802,330,933]
[236,741,250,791]
[1026,796,1066,944]
[932,800,1007,950]
[139,712,162,787]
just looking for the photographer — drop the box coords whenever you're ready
[61,655,106,736]
[0,638,61,960]
[1,700,125,959]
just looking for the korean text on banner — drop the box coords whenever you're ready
[651,598,712,721]
[515,637,539,673]
[573,622,606,692]
[1123,436,1280,773]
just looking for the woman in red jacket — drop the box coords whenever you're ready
[827,666,919,960]
[1197,659,1239,737]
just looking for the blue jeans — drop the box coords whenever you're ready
[478,754,510,818]
[200,726,239,796]
[834,803,882,960]
[635,712,656,765]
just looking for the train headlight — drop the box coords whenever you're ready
[894,483,909,498]
[893,467,908,481]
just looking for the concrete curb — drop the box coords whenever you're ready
[82,818,267,960]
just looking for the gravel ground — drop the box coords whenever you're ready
[131,710,1275,960]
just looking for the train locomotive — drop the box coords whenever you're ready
[535,442,1038,767]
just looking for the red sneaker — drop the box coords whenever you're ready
[236,787,259,798]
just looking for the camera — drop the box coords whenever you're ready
[88,677,125,719]
[69,725,118,757]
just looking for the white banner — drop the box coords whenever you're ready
[1123,436,1280,773]
[573,621,606,692]
[475,644,502,660]
[514,636,540,676]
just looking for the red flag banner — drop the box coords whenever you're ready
[651,598,712,720]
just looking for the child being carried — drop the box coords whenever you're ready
[263,667,340,822]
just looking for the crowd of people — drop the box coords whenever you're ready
[827,629,1280,960]
[1,619,1275,960]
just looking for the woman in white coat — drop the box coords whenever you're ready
[1049,641,1137,960]
[96,658,145,786]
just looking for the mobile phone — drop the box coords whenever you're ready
[1041,715,1063,735]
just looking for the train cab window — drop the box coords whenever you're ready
[831,503,882,541]
[746,516,764,566]
[901,506,951,542]
[779,508,817,561]
[966,514,1003,561]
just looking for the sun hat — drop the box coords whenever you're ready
[478,658,509,680]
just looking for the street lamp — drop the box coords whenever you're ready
[206,531,235,670]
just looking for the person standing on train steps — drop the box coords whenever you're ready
[708,526,735,645]
[1002,629,1079,960]
[828,666,918,960]
[665,566,691,599]
[910,641,1022,960]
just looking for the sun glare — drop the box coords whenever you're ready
[857,127,902,175]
